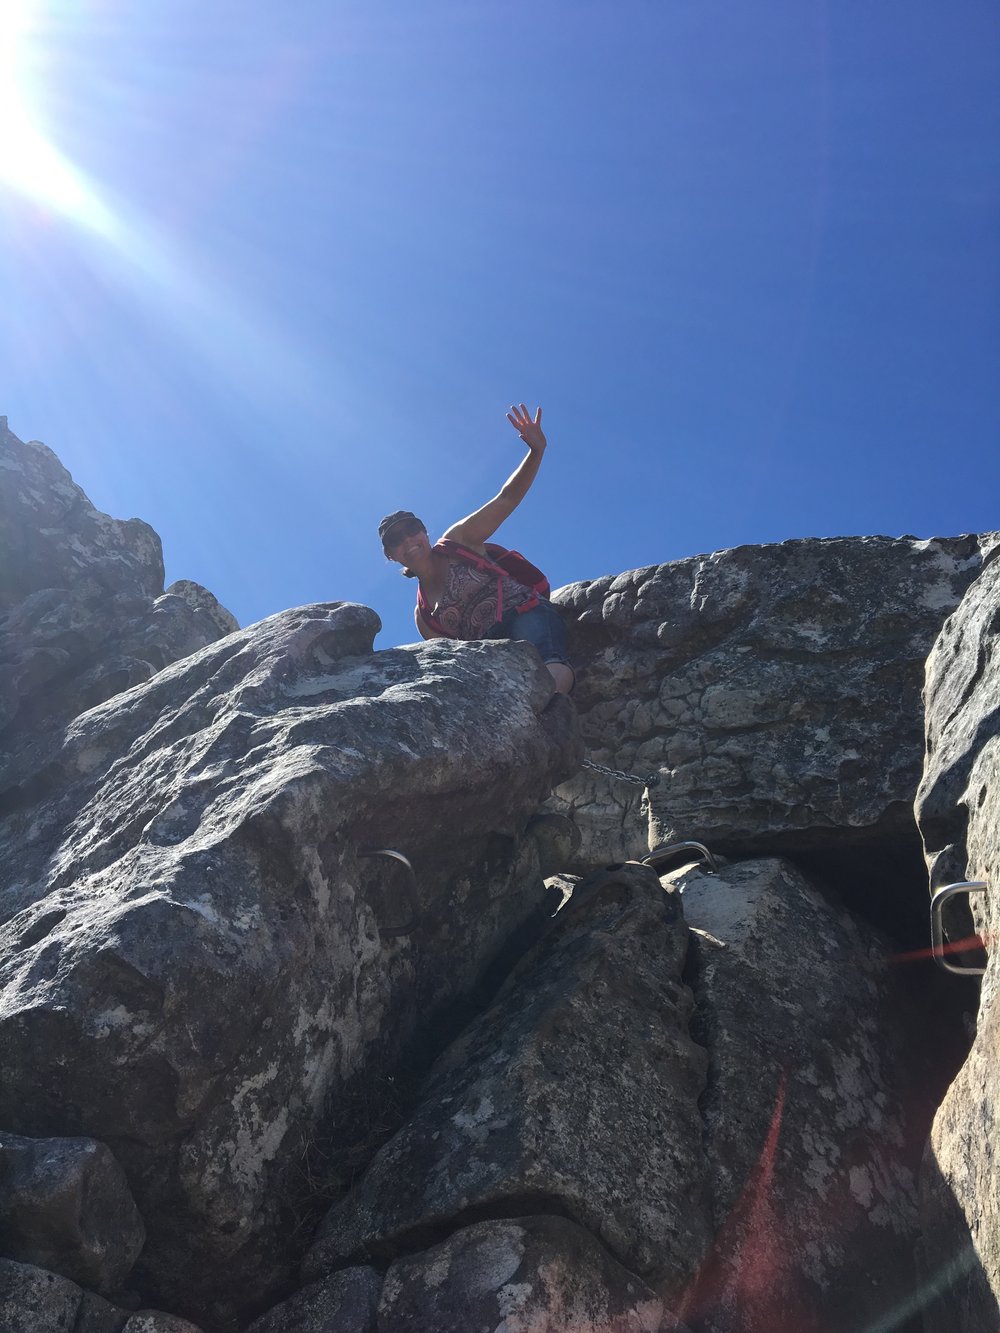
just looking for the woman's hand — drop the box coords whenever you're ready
[506,404,546,453]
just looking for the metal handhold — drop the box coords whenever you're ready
[642,840,719,876]
[930,881,988,976]
[359,848,421,937]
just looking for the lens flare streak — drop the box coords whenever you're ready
[0,0,330,411]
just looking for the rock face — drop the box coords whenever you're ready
[0,418,163,609]
[3,420,989,1333]
[303,855,941,1333]
[376,1216,668,1333]
[0,595,580,1322]
[916,544,1000,892]
[244,1267,381,1333]
[916,547,1000,1330]
[551,536,988,874]
[0,1256,201,1333]
[305,862,710,1294]
[0,1257,89,1333]
[668,857,930,1333]
[0,1132,144,1293]
[122,1314,207,1333]
[0,421,239,797]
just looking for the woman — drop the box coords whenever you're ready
[379,404,574,694]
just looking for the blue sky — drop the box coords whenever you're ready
[2,1,997,649]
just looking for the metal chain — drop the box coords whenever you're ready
[581,757,660,789]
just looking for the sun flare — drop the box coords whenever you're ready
[0,0,117,236]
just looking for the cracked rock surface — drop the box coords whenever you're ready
[1,421,238,807]
[0,1132,144,1293]
[916,546,1000,1330]
[0,1256,203,1333]
[670,856,936,1333]
[550,535,989,871]
[0,594,580,1324]
[376,1215,670,1333]
[305,862,710,1295]
[244,1267,381,1333]
[3,421,982,1333]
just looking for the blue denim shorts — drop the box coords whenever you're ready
[494,599,572,668]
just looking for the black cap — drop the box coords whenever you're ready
[378,511,424,548]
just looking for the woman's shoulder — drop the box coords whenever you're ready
[437,527,489,557]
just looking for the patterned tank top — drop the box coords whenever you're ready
[432,553,533,640]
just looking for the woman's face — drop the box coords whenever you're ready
[384,519,429,566]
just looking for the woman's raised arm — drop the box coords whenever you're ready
[443,405,546,552]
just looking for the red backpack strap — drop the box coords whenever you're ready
[421,539,548,632]
[437,539,509,622]
[441,540,549,595]
[437,538,505,576]
[485,544,550,599]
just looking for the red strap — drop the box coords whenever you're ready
[417,542,541,635]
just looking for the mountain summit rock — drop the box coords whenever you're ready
[1,420,997,1331]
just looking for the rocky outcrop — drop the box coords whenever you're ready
[916,543,1000,891]
[248,1233,664,1333]
[122,1316,205,1333]
[0,1256,202,1333]
[551,536,988,880]
[244,1268,381,1333]
[0,1132,144,1293]
[0,1258,91,1333]
[0,418,162,609]
[916,547,1000,1330]
[292,853,945,1333]
[375,1216,670,1333]
[3,420,989,1332]
[1,421,238,808]
[305,862,710,1293]
[0,595,580,1323]
[668,857,932,1332]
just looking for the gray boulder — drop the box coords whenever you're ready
[668,857,930,1333]
[376,1216,670,1333]
[306,862,710,1295]
[0,1256,84,1331]
[0,1257,193,1332]
[0,418,163,609]
[550,535,988,870]
[0,599,580,1323]
[0,583,236,744]
[122,1315,204,1332]
[0,423,238,781]
[916,545,1000,890]
[75,1292,131,1333]
[916,548,1000,1330]
[0,1132,144,1293]
[244,1268,381,1333]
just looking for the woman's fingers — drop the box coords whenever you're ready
[506,403,542,432]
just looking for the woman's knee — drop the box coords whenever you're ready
[546,661,575,694]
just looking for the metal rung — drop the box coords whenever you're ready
[930,881,988,976]
[642,841,719,876]
[359,849,421,937]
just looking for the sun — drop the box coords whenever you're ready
[0,0,116,237]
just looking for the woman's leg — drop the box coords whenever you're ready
[504,603,575,695]
[545,661,575,694]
